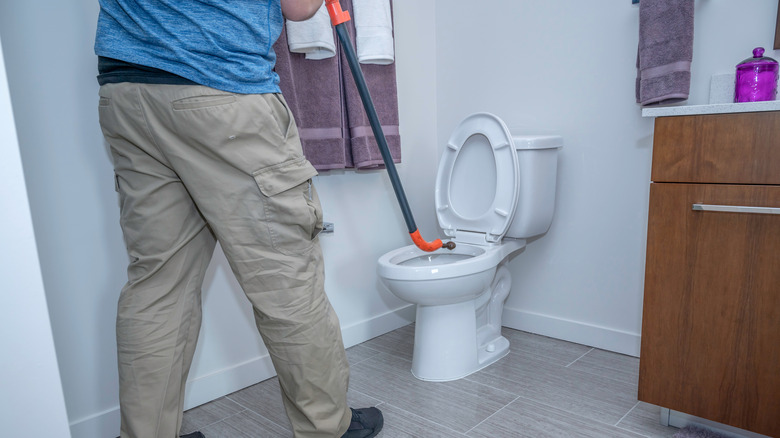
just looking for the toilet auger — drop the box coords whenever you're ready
[325,0,455,252]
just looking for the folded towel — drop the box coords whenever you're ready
[285,3,336,60]
[274,26,349,170]
[636,0,694,106]
[353,0,395,65]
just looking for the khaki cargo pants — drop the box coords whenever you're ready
[98,82,351,438]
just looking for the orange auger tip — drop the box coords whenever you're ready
[409,230,456,252]
[324,0,351,25]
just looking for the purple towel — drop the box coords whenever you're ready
[274,25,348,170]
[636,0,694,106]
[273,0,401,170]
[341,0,401,169]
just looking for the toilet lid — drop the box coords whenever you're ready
[435,113,519,242]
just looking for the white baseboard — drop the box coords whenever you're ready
[502,306,641,357]
[340,304,415,348]
[183,355,278,410]
[69,406,120,438]
[68,305,415,438]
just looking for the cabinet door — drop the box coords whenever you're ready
[639,183,780,437]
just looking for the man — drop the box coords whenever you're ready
[95,0,383,436]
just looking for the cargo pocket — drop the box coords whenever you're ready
[253,157,322,255]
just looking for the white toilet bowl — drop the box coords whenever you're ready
[378,239,525,381]
[377,112,562,381]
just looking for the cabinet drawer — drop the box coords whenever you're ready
[639,183,780,437]
[651,112,780,184]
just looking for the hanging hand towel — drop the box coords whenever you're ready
[353,0,395,65]
[285,3,336,60]
[636,0,694,106]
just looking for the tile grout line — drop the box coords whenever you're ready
[353,344,409,364]
[350,343,386,357]
[348,387,386,405]
[506,392,642,433]
[347,355,373,367]
[462,375,521,398]
[225,394,253,412]
[197,409,248,433]
[224,394,291,432]
[379,401,470,437]
[464,395,521,435]
[613,400,641,427]
[564,347,594,368]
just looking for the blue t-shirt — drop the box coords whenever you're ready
[95,0,283,94]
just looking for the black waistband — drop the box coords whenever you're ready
[97,56,198,86]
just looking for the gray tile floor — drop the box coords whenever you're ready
[182,324,680,437]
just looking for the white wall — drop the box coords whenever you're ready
[0,1,435,436]
[434,0,780,356]
[3,0,778,436]
[0,38,71,438]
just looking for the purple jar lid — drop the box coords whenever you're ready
[736,47,778,69]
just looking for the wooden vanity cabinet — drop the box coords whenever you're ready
[638,111,780,438]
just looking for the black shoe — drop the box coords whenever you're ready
[341,407,383,438]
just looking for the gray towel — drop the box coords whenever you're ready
[636,0,694,106]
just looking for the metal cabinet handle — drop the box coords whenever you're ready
[692,204,780,215]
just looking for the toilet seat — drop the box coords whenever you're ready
[435,113,519,243]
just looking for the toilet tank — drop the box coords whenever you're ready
[505,135,563,239]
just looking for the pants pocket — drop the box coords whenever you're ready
[253,157,321,255]
[171,94,237,111]
[268,93,295,140]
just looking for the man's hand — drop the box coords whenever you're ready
[281,0,323,21]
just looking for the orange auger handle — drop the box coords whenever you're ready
[325,0,351,25]
[410,230,456,252]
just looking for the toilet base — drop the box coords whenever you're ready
[477,328,510,369]
[410,301,510,382]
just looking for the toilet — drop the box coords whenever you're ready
[377,112,562,381]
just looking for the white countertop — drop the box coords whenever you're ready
[642,100,780,117]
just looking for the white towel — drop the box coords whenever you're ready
[285,3,336,60]
[353,0,394,65]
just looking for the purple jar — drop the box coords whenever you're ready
[734,47,779,102]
